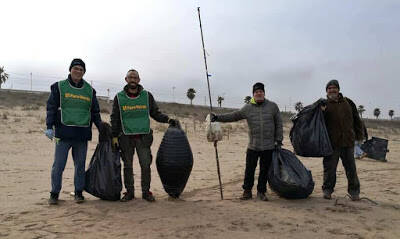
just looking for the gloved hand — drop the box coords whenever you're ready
[112,137,119,150]
[275,140,283,150]
[210,113,218,122]
[45,129,54,140]
[168,118,179,127]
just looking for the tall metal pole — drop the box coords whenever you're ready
[30,72,32,91]
[197,7,223,200]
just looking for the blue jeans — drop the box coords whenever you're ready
[51,139,88,193]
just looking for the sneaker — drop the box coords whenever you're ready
[323,190,332,200]
[350,194,360,201]
[142,191,155,202]
[256,191,268,201]
[240,190,252,200]
[74,191,85,204]
[48,193,59,205]
[120,190,135,202]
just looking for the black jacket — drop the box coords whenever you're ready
[323,94,363,147]
[110,84,169,137]
[46,75,102,141]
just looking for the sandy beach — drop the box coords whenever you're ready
[1,105,399,239]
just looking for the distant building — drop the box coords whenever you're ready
[394,117,400,121]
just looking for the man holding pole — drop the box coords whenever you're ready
[211,82,283,201]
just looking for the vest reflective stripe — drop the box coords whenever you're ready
[117,90,150,135]
[59,79,92,127]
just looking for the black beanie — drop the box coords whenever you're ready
[326,79,340,91]
[69,58,86,72]
[253,82,265,94]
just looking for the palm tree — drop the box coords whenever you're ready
[389,110,394,120]
[357,105,366,118]
[186,88,196,105]
[0,66,9,89]
[295,102,303,113]
[244,96,251,104]
[373,108,381,119]
[217,96,224,108]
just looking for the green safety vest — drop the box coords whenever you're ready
[59,79,92,127]
[117,90,150,135]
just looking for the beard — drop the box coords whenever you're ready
[327,93,338,101]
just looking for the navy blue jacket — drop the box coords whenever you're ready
[46,75,102,141]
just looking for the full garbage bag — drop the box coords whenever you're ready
[84,123,122,201]
[361,137,389,162]
[156,123,193,198]
[268,148,314,199]
[290,99,333,157]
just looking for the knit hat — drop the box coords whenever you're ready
[252,82,265,94]
[69,58,86,72]
[326,79,340,91]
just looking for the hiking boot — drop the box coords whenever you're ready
[74,191,85,204]
[323,190,332,200]
[120,190,135,202]
[240,190,252,200]
[48,192,59,205]
[350,194,360,201]
[142,191,155,202]
[256,191,268,201]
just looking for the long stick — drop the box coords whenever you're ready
[197,7,223,200]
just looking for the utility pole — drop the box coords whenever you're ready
[172,86,176,102]
[30,72,32,91]
[107,88,110,103]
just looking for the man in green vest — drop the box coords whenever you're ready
[110,69,178,202]
[45,58,102,205]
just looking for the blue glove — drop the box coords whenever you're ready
[45,129,54,140]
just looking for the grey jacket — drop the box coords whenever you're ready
[216,99,283,151]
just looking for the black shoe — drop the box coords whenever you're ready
[48,193,59,205]
[240,190,252,200]
[74,191,85,204]
[323,190,332,200]
[142,191,155,202]
[120,190,135,202]
[256,191,268,201]
[350,194,360,201]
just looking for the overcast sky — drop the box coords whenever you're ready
[1,0,399,118]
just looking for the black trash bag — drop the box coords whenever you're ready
[290,99,333,157]
[267,148,314,199]
[361,137,389,162]
[84,122,122,201]
[156,122,193,198]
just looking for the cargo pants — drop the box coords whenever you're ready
[119,130,153,193]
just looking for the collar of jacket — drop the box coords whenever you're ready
[327,93,344,103]
[124,84,143,96]
[250,97,266,105]
[67,74,84,88]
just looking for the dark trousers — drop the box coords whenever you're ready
[119,133,153,193]
[322,146,360,195]
[242,149,273,193]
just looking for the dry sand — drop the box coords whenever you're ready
[1,106,399,239]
